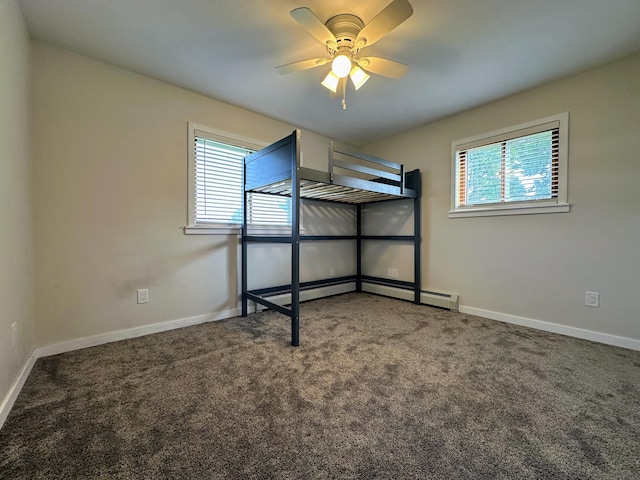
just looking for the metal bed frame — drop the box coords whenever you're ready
[241,130,421,346]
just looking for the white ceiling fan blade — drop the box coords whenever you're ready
[275,57,329,75]
[290,7,337,46]
[357,57,408,79]
[355,0,413,48]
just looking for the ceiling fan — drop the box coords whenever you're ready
[275,0,413,109]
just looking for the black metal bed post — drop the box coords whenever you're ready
[413,171,422,304]
[290,130,301,346]
[241,161,248,317]
[356,204,362,292]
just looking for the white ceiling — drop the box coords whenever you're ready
[18,0,640,146]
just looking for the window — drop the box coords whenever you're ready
[186,123,291,234]
[450,112,570,218]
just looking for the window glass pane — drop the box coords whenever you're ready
[504,130,553,202]
[465,143,502,205]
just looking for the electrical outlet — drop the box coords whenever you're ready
[11,322,17,347]
[387,268,398,278]
[329,266,335,277]
[137,289,149,304]
[585,291,599,308]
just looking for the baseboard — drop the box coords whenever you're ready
[35,307,242,359]
[0,349,38,430]
[460,305,640,351]
[37,283,358,359]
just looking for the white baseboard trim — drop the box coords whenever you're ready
[35,308,242,359]
[460,305,640,351]
[0,349,38,430]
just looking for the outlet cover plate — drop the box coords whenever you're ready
[137,289,149,304]
[585,291,599,307]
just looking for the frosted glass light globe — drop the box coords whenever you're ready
[331,54,352,78]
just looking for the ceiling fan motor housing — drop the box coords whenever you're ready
[325,14,365,55]
[275,1,412,85]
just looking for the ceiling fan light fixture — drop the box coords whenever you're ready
[279,1,414,107]
[349,65,370,90]
[321,71,340,92]
[331,54,352,78]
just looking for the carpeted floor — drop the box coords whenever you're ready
[1,293,639,479]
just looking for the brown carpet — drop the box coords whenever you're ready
[1,293,639,479]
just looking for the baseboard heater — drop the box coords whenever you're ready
[361,282,459,311]
[249,277,357,312]
[248,277,458,313]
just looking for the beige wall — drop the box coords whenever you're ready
[366,54,640,342]
[31,41,348,347]
[0,0,35,414]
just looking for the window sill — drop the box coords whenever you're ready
[448,202,570,219]
[184,225,301,235]
[184,225,241,235]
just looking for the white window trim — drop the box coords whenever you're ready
[449,112,570,219]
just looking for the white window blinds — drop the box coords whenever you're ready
[193,134,291,226]
[455,127,559,208]
[195,136,245,224]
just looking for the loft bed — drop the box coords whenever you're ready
[241,130,421,346]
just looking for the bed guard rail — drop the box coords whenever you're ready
[329,142,406,194]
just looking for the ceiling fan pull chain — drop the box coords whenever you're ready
[342,77,347,110]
